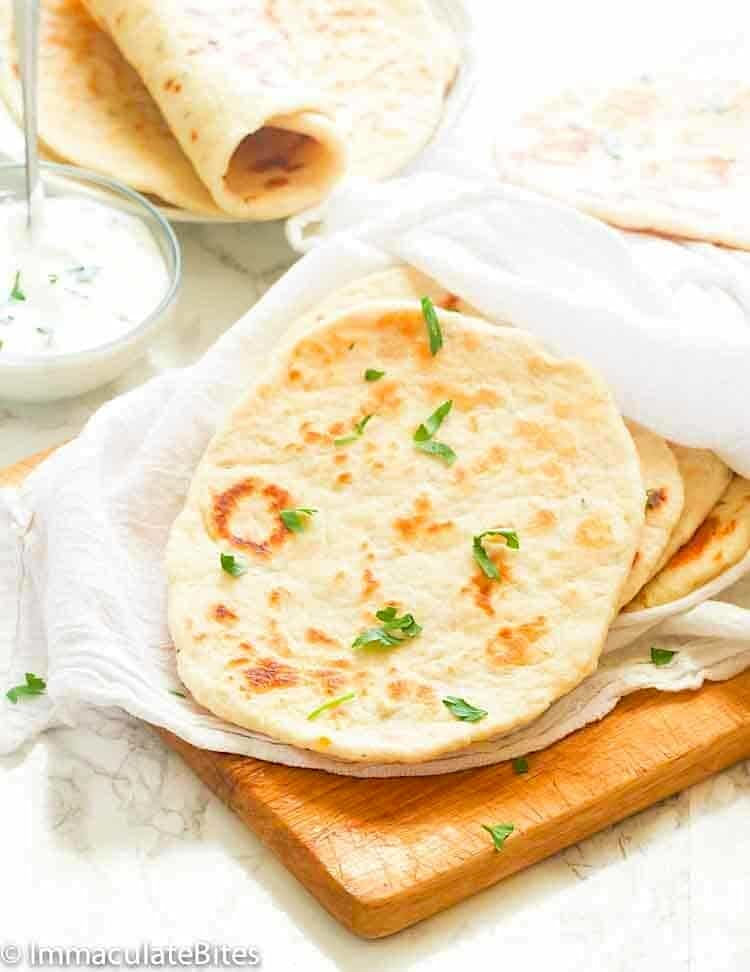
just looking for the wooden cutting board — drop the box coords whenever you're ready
[6,447,750,938]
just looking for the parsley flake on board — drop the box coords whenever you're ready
[364,368,385,382]
[6,672,46,704]
[353,606,422,650]
[220,552,248,577]
[482,823,515,851]
[472,529,520,581]
[280,507,317,533]
[421,295,443,355]
[512,756,529,775]
[307,692,356,721]
[334,413,374,447]
[651,646,678,667]
[442,696,488,722]
[9,270,25,302]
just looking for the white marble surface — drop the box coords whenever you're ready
[3,2,750,968]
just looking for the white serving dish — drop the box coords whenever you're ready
[0,162,181,403]
[0,0,477,224]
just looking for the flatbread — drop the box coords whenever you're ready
[166,303,644,763]
[628,476,750,610]
[495,77,750,249]
[0,0,458,217]
[618,422,684,608]
[287,267,480,347]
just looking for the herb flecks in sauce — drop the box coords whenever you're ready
[220,552,248,577]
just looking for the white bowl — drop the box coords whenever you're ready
[0,162,181,402]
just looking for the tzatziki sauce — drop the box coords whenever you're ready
[0,194,169,355]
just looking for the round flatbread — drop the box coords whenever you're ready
[288,267,480,347]
[495,77,750,249]
[628,476,750,610]
[166,302,644,763]
[618,421,684,608]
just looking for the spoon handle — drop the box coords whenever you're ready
[13,0,41,230]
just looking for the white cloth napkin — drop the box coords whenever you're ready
[2,163,750,777]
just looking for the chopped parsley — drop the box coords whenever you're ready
[169,689,186,698]
[413,399,455,464]
[334,413,374,447]
[9,270,25,302]
[280,507,317,533]
[442,696,487,722]
[472,529,520,581]
[307,691,356,721]
[651,646,677,667]
[353,606,422,650]
[68,264,100,283]
[220,552,248,577]
[415,440,457,465]
[512,756,529,775]
[48,273,59,285]
[364,368,385,382]
[6,672,46,704]
[414,400,452,441]
[421,295,443,355]
[482,823,515,851]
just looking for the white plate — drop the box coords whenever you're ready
[0,0,477,224]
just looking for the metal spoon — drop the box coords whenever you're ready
[13,0,42,233]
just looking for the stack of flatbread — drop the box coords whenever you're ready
[0,0,460,218]
[166,270,750,764]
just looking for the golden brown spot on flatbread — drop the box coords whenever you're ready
[669,517,719,567]
[268,587,288,609]
[576,514,615,550]
[427,382,502,411]
[388,679,408,700]
[646,487,668,510]
[553,401,576,419]
[527,509,558,534]
[329,421,346,436]
[265,176,289,190]
[211,478,292,555]
[336,472,353,487]
[226,656,252,669]
[288,367,302,383]
[266,618,290,657]
[365,379,402,416]
[632,550,642,567]
[472,445,507,475]
[461,560,512,616]
[244,658,297,692]
[526,353,562,377]
[541,459,566,484]
[190,129,199,142]
[416,684,436,705]
[362,568,379,600]
[306,628,338,647]
[300,422,323,445]
[334,453,348,466]
[212,603,238,624]
[314,669,347,695]
[393,494,454,545]
[516,419,577,458]
[486,617,547,667]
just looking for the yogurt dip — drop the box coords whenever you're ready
[0,194,170,355]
